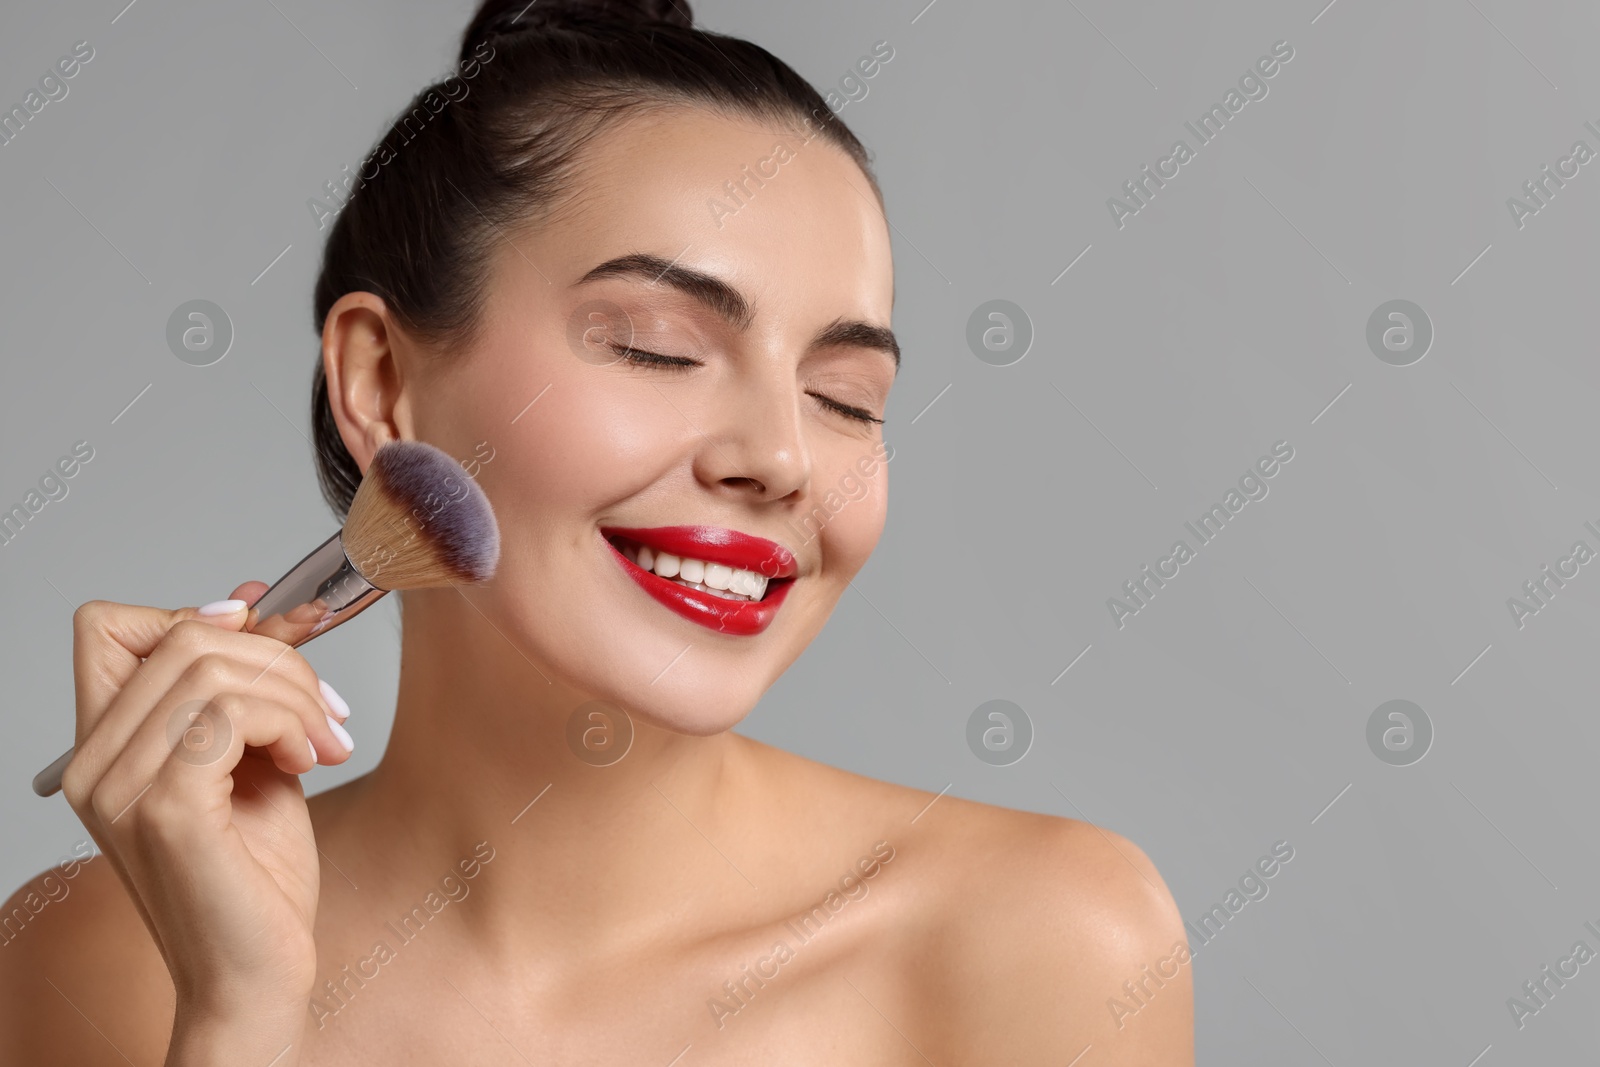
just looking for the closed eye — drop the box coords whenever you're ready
[607,343,699,370]
[808,393,884,425]
[607,344,885,425]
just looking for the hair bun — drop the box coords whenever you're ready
[461,0,693,60]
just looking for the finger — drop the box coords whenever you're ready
[61,600,255,961]
[146,659,348,775]
[72,598,250,736]
[133,624,332,730]
[65,639,338,810]
[93,692,316,933]
[94,692,317,839]
[228,581,271,608]
[133,715,318,949]
[70,625,318,790]
[67,602,255,806]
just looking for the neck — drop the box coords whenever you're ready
[353,587,758,964]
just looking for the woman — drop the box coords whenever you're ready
[2,1,1192,1062]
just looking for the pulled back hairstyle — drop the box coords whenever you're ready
[310,0,882,518]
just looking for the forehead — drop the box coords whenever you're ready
[514,104,895,327]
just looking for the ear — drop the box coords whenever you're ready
[321,292,415,473]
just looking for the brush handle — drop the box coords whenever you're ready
[31,532,385,797]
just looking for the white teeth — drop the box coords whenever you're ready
[704,562,733,590]
[678,580,748,601]
[617,539,773,602]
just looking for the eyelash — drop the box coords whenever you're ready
[606,344,885,425]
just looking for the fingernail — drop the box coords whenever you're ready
[326,715,354,752]
[307,738,319,765]
[319,679,350,721]
[198,599,248,616]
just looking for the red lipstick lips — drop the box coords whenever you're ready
[600,525,797,636]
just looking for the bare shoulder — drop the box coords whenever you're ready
[915,799,1193,1063]
[735,740,1192,1063]
[0,848,174,1066]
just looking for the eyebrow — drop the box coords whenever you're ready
[578,252,900,371]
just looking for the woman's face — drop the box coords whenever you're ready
[407,105,897,734]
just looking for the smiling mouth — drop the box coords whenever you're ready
[604,534,783,602]
[598,525,799,637]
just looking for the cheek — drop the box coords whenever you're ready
[455,342,688,520]
[819,453,888,576]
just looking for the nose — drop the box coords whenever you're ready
[690,366,811,503]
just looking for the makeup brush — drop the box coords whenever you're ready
[32,440,500,797]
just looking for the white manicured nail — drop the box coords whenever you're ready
[197,599,247,616]
[326,715,354,752]
[319,679,350,720]
[308,738,318,764]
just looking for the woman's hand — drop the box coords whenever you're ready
[58,583,355,1065]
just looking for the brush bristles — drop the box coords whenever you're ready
[340,441,501,590]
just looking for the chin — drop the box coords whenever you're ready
[630,689,758,737]
[569,612,794,737]
[469,511,830,728]
[476,573,799,737]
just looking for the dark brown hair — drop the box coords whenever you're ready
[310,0,881,518]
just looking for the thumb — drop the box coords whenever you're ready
[187,597,252,631]
[182,581,272,632]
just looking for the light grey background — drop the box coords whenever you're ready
[3,0,1597,1061]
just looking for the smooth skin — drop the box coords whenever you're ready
[2,106,1192,1065]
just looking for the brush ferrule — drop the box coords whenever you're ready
[245,531,385,648]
